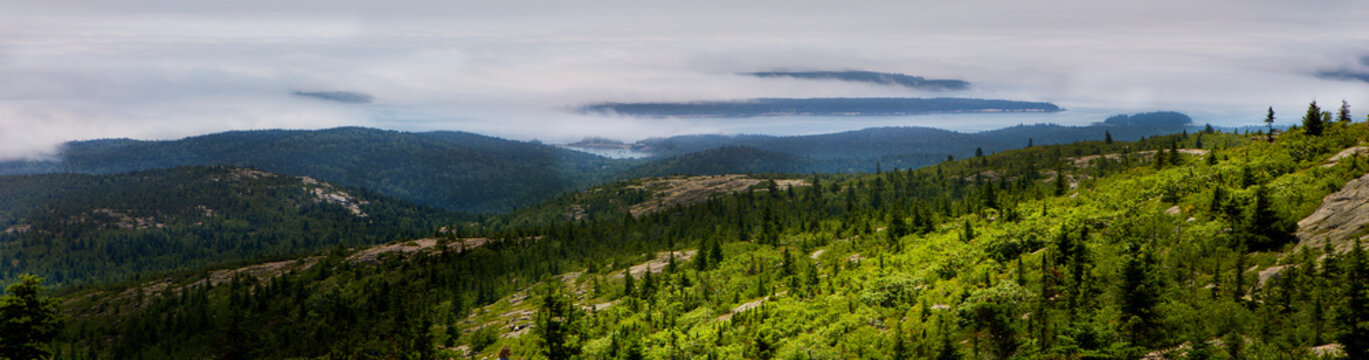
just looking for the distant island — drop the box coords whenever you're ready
[580,97,1061,118]
[745,70,971,90]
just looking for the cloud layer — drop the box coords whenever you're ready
[2,0,1368,158]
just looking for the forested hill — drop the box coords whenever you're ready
[0,166,457,287]
[56,111,1369,359]
[0,112,1196,214]
[633,112,1198,172]
[0,127,625,213]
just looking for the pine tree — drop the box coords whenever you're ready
[1054,168,1067,196]
[1265,107,1275,128]
[1119,245,1162,347]
[710,239,725,266]
[1247,185,1295,250]
[1105,130,1113,144]
[536,283,584,360]
[1153,147,1167,170]
[0,275,62,360]
[1339,239,1369,359]
[1303,101,1324,136]
[694,242,709,271]
[888,212,909,249]
[935,317,962,360]
[1169,142,1182,166]
[1340,100,1353,123]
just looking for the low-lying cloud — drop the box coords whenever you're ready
[293,91,374,104]
[2,0,1368,159]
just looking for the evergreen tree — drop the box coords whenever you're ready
[1341,100,1353,123]
[1104,130,1113,144]
[1153,147,1167,170]
[1303,101,1324,136]
[709,239,725,267]
[935,317,962,360]
[888,212,909,249]
[694,242,709,271]
[1054,169,1067,196]
[1339,239,1369,359]
[1119,245,1162,347]
[1265,107,1275,130]
[0,275,62,360]
[1247,185,1295,250]
[957,282,1029,360]
[535,283,583,360]
[1169,142,1182,166]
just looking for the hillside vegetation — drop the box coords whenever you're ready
[0,127,623,213]
[45,111,1369,359]
[1,112,1200,215]
[0,166,457,288]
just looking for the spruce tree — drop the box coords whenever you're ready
[1340,100,1353,123]
[1169,142,1182,166]
[1119,245,1162,347]
[1105,130,1113,144]
[0,275,62,360]
[1303,101,1324,136]
[1265,107,1275,130]
[1247,185,1295,250]
[536,283,584,360]
[1339,239,1369,359]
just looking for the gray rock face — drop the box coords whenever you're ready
[1297,172,1369,252]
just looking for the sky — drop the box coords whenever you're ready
[2,0,1368,159]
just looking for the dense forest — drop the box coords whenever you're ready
[0,113,1201,215]
[0,166,459,287]
[15,101,1368,359]
[0,127,624,213]
[579,98,1062,118]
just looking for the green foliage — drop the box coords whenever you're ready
[1339,239,1369,359]
[0,127,624,212]
[1304,101,1325,136]
[40,115,1369,359]
[0,166,459,287]
[535,283,584,360]
[957,282,1031,359]
[0,275,61,360]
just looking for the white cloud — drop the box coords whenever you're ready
[1,0,1368,158]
